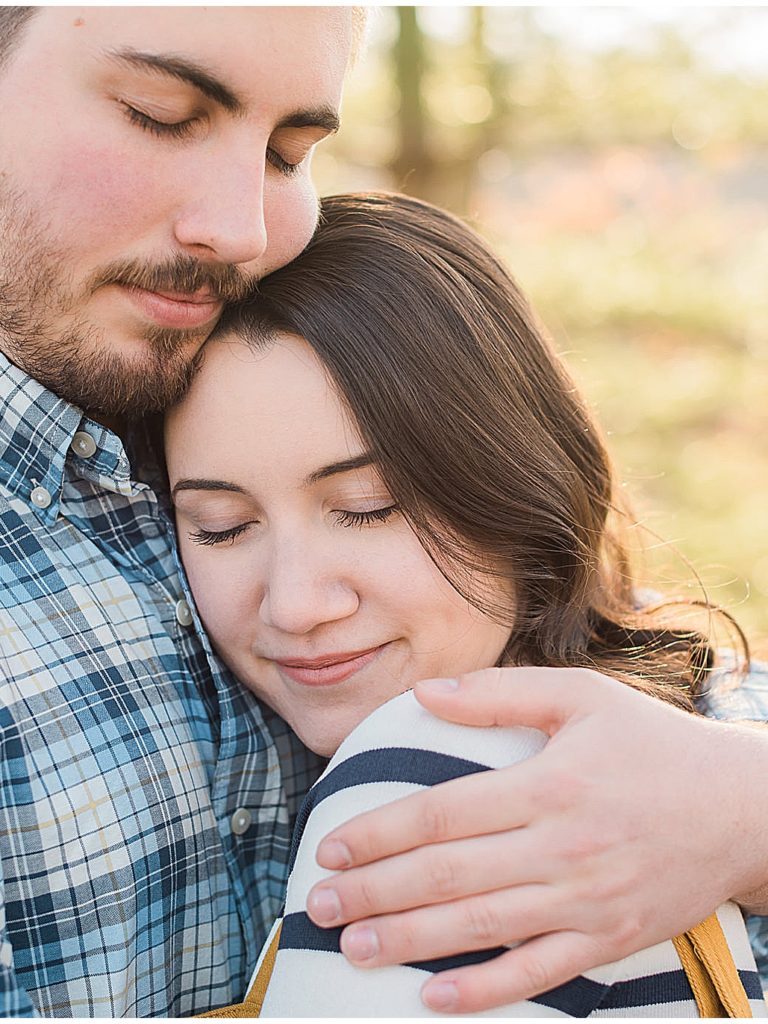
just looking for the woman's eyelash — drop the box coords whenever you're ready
[189,524,250,547]
[122,103,197,140]
[334,505,399,529]
[188,506,398,544]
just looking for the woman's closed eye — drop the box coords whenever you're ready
[186,504,399,547]
[332,505,400,529]
[188,523,253,547]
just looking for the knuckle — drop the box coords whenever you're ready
[424,852,460,899]
[385,915,420,960]
[557,828,609,866]
[517,950,556,996]
[462,897,503,947]
[350,873,381,917]
[526,771,555,811]
[582,871,623,906]
[586,861,639,907]
[610,911,646,954]
[419,793,453,844]
[550,768,592,809]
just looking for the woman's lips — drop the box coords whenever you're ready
[121,285,223,330]
[273,645,386,687]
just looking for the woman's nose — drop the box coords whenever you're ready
[258,539,359,636]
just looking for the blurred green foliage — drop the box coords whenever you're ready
[315,7,768,653]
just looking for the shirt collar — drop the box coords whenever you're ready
[0,350,137,522]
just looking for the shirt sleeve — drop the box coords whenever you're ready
[696,656,768,723]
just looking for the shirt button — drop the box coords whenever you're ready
[30,485,52,509]
[175,598,193,627]
[71,431,97,458]
[231,808,252,836]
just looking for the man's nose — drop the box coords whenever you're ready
[173,152,269,268]
[258,540,360,637]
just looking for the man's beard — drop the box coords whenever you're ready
[0,185,258,421]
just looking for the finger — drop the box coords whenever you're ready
[414,665,616,732]
[336,885,571,970]
[316,759,545,870]
[420,931,607,1014]
[308,829,552,926]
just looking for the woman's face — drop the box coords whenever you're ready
[165,332,512,756]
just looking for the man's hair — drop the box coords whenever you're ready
[0,6,36,69]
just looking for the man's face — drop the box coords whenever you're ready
[0,7,351,419]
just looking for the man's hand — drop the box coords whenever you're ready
[305,667,768,1013]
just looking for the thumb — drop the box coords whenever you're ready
[414,665,612,735]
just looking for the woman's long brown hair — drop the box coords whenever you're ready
[220,191,747,710]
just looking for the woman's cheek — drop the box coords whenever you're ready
[181,553,231,638]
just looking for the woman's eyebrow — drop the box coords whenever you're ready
[172,479,246,497]
[305,454,375,486]
[171,456,376,497]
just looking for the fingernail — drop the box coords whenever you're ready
[422,979,459,1011]
[419,678,459,693]
[342,925,380,962]
[307,887,341,925]
[317,837,352,869]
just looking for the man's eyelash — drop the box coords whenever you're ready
[334,506,399,529]
[123,101,304,174]
[122,103,197,140]
[189,524,250,547]
[266,147,303,177]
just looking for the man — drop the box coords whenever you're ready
[0,8,351,1015]
[1,6,768,1018]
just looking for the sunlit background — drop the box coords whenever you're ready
[315,6,768,655]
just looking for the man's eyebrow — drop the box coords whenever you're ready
[106,48,245,114]
[172,479,247,497]
[306,454,375,486]
[106,49,341,135]
[276,106,340,136]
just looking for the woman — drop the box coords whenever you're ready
[164,192,762,1016]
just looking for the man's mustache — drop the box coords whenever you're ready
[90,253,260,305]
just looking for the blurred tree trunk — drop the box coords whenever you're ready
[391,7,505,216]
[392,6,433,197]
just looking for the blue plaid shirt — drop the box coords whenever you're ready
[0,353,324,1017]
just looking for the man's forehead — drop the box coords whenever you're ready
[36,6,353,96]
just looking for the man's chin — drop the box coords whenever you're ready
[37,343,204,421]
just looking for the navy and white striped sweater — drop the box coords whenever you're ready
[259,690,765,1017]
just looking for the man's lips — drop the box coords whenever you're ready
[120,284,223,330]
[271,645,387,687]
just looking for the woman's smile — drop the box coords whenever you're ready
[268,643,390,687]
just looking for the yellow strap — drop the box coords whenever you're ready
[672,913,753,1018]
[195,922,282,1019]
